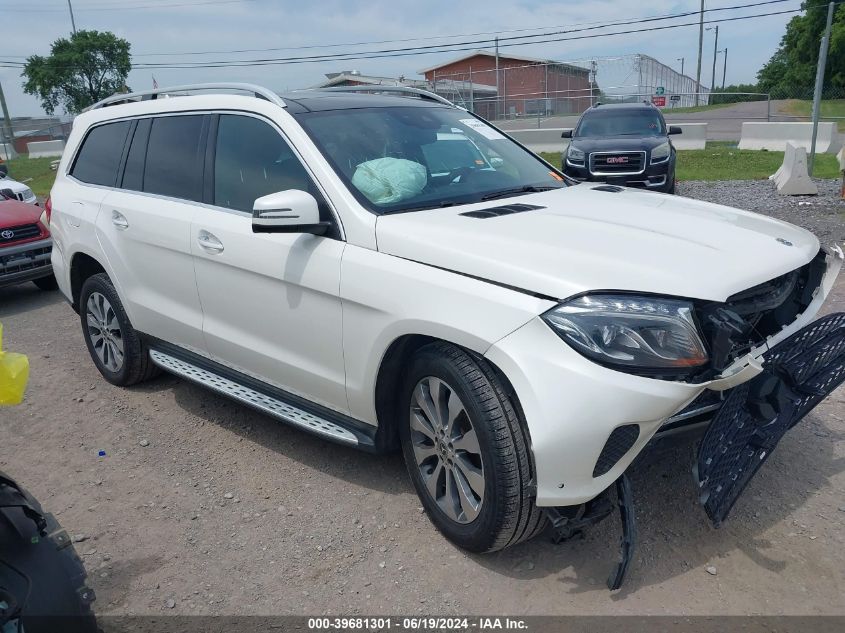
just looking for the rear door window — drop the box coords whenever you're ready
[70,121,131,186]
[143,115,206,201]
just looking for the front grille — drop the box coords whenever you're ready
[593,424,640,478]
[590,152,645,174]
[0,224,40,245]
[697,249,828,374]
[0,245,51,275]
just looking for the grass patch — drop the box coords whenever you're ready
[1,157,58,198]
[781,99,845,132]
[540,146,841,181]
[676,147,840,181]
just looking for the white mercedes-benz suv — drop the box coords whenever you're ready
[48,84,844,589]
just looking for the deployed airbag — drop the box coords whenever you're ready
[352,157,426,205]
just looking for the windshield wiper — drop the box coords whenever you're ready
[480,185,559,202]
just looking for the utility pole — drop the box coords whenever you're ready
[0,80,17,160]
[809,1,835,176]
[494,36,500,120]
[706,25,719,104]
[722,47,728,90]
[695,0,705,106]
[67,0,77,34]
[677,57,685,77]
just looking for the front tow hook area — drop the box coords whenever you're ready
[695,312,845,527]
[544,473,637,591]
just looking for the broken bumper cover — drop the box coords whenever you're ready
[695,311,845,526]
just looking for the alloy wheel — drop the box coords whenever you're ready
[409,377,485,524]
[86,292,124,373]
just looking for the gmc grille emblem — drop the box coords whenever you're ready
[606,156,629,164]
[1,230,14,240]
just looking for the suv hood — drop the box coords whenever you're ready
[375,186,820,302]
[0,199,42,228]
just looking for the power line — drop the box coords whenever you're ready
[1,0,251,12]
[0,0,796,59]
[0,1,827,72]
[128,0,795,57]
[124,6,818,69]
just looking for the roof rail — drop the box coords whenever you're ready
[312,85,459,108]
[85,82,286,111]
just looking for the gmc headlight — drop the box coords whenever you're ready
[567,145,585,162]
[542,294,709,373]
[651,142,670,164]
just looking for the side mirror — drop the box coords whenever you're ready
[561,129,573,139]
[252,190,330,235]
[668,126,683,135]
[0,164,8,178]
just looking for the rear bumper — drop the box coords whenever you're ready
[0,238,53,289]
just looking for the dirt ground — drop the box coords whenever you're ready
[1,212,844,617]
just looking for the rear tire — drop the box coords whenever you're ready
[79,273,160,386]
[33,274,58,291]
[399,342,546,553]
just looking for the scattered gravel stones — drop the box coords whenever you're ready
[705,565,718,576]
[139,439,150,447]
[679,179,845,243]
[72,534,88,543]
[165,599,176,609]
[223,492,234,499]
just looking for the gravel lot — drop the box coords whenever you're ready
[1,180,844,617]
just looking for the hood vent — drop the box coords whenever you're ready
[591,185,624,193]
[460,203,544,219]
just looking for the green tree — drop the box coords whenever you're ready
[757,1,845,97]
[22,30,131,115]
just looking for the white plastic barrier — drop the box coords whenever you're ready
[669,123,707,150]
[769,142,817,196]
[26,140,65,158]
[0,143,12,160]
[507,128,573,154]
[739,122,842,153]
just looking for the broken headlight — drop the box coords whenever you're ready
[543,294,709,374]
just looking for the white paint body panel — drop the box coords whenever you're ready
[50,91,841,511]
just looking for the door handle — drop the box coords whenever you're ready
[197,230,224,254]
[111,211,129,230]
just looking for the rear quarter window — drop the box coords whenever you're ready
[70,121,131,186]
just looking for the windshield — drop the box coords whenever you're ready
[575,109,665,138]
[296,106,566,214]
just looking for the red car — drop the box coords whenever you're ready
[0,192,56,290]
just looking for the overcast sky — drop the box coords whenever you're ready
[1,0,796,117]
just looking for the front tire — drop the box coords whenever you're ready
[399,342,545,552]
[79,273,159,386]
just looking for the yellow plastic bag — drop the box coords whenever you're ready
[0,322,29,406]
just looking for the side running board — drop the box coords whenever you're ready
[148,349,362,447]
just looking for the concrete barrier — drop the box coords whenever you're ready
[507,128,573,154]
[26,140,65,158]
[669,123,707,150]
[739,122,842,153]
[769,142,817,196]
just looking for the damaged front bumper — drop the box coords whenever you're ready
[695,310,845,526]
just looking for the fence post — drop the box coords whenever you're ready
[766,94,771,122]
